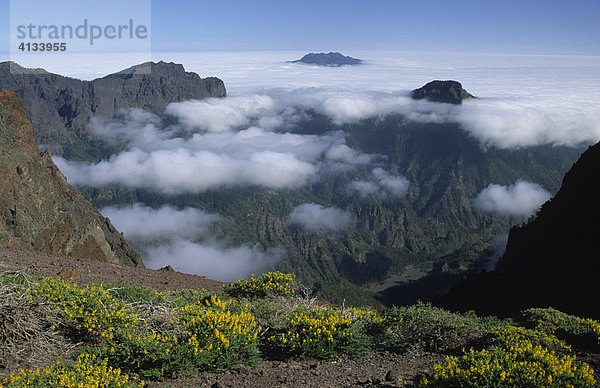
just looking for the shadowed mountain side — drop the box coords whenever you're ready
[0,61,226,160]
[0,90,141,266]
[440,142,600,319]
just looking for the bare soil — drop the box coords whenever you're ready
[146,352,445,388]
[0,245,224,293]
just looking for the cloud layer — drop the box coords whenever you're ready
[26,51,600,151]
[143,238,284,282]
[100,203,220,240]
[471,180,552,217]
[288,203,353,235]
[100,204,283,281]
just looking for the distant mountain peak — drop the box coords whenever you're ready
[411,80,475,105]
[291,52,362,66]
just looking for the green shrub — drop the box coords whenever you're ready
[378,303,501,352]
[1,353,142,387]
[107,283,167,305]
[88,295,260,379]
[520,307,600,350]
[224,272,295,298]
[165,288,212,308]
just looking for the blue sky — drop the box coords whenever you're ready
[0,0,599,54]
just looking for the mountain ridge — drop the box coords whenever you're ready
[0,61,226,160]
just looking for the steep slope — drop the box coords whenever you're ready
[0,61,226,160]
[0,89,141,266]
[441,142,600,318]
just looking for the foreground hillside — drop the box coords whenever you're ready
[1,247,599,387]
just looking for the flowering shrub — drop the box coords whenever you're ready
[177,294,261,369]
[521,307,600,349]
[29,277,141,341]
[492,325,571,353]
[224,272,295,298]
[26,277,260,379]
[1,354,142,387]
[89,295,260,378]
[419,326,596,387]
[269,307,371,360]
[419,341,595,387]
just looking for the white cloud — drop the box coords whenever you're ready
[471,180,552,217]
[100,203,220,240]
[347,180,380,197]
[456,98,600,149]
[288,203,353,235]
[346,168,410,198]
[325,144,373,165]
[143,238,284,282]
[372,168,410,197]
[55,148,317,194]
[100,203,284,282]
[165,95,275,132]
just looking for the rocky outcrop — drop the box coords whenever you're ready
[0,61,226,158]
[441,142,600,318]
[411,80,475,105]
[0,89,141,266]
[291,52,362,66]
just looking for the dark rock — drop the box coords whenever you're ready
[291,52,362,66]
[441,141,600,318]
[385,369,402,381]
[411,80,475,104]
[0,90,141,267]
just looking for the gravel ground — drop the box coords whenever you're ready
[145,351,445,388]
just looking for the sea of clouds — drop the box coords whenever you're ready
[19,50,599,279]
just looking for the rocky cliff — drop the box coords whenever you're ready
[0,61,226,159]
[441,142,600,318]
[0,89,141,266]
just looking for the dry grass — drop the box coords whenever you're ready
[0,272,75,378]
